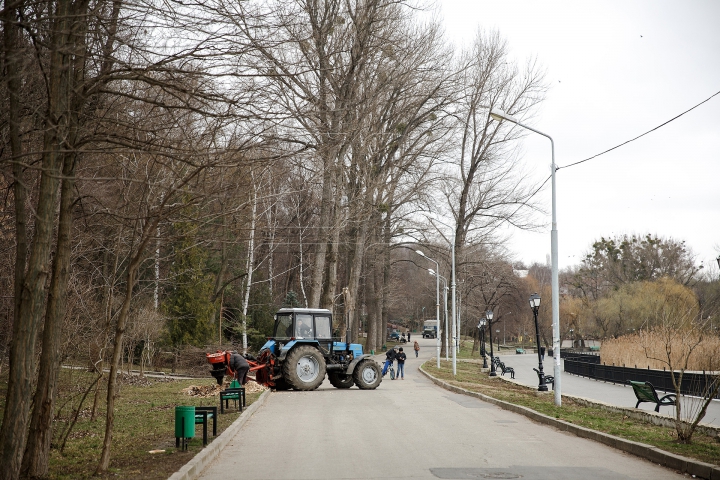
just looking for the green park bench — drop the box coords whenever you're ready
[219,380,246,414]
[628,380,676,412]
[515,348,525,354]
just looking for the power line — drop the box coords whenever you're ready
[557,89,720,171]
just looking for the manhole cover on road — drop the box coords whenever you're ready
[431,466,632,480]
[429,468,522,479]
[476,474,521,479]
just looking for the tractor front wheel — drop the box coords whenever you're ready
[328,372,354,389]
[283,345,327,391]
[353,359,382,390]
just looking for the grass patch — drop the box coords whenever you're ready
[423,359,720,466]
[0,368,263,479]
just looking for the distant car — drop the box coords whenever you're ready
[388,332,400,341]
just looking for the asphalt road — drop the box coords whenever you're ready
[497,352,720,426]
[198,337,682,480]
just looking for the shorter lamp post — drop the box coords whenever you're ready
[478,319,488,368]
[486,310,496,376]
[530,293,548,391]
[569,328,574,349]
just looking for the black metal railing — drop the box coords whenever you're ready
[561,352,601,364]
[564,359,720,398]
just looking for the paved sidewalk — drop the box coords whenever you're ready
[495,352,720,427]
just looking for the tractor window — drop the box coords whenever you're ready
[315,316,331,339]
[276,314,293,338]
[295,314,313,338]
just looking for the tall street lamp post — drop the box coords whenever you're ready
[478,319,488,368]
[486,310,496,376]
[490,107,561,406]
[416,250,441,369]
[429,269,449,362]
[530,293,548,392]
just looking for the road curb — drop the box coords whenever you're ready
[419,365,720,480]
[168,388,271,480]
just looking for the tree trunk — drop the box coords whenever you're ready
[0,2,75,474]
[241,182,257,354]
[97,214,158,473]
[366,248,378,353]
[379,202,393,347]
[320,189,341,311]
[96,261,138,473]
[309,162,334,307]
[22,153,77,477]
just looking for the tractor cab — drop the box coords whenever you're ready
[273,308,333,341]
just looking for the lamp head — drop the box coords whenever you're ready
[478,319,486,327]
[489,108,519,124]
[428,268,436,275]
[529,292,541,310]
[415,249,425,258]
[485,310,493,321]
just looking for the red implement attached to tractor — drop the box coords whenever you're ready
[205,350,276,387]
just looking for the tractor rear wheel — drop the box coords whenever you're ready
[353,359,382,390]
[328,373,354,389]
[283,345,327,391]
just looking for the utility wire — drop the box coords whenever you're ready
[557,89,720,171]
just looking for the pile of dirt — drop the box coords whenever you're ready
[181,384,223,397]
[244,381,267,394]
[182,380,267,397]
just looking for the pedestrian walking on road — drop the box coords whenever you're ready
[396,347,407,379]
[540,346,546,362]
[382,346,397,377]
[413,341,420,358]
[407,332,411,341]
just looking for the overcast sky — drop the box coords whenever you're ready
[437,0,720,271]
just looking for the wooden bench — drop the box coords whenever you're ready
[220,387,246,414]
[533,368,554,390]
[628,380,676,412]
[497,361,515,379]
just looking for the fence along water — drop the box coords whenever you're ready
[564,355,720,399]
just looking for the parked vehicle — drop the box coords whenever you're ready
[208,308,382,391]
[423,320,438,339]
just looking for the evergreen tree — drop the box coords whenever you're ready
[164,225,216,347]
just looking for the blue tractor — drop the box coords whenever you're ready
[253,308,382,391]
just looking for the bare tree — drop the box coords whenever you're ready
[447,30,546,262]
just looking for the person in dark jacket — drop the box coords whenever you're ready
[540,346,546,362]
[395,347,407,379]
[229,351,250,385]
[382,346,397,377]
